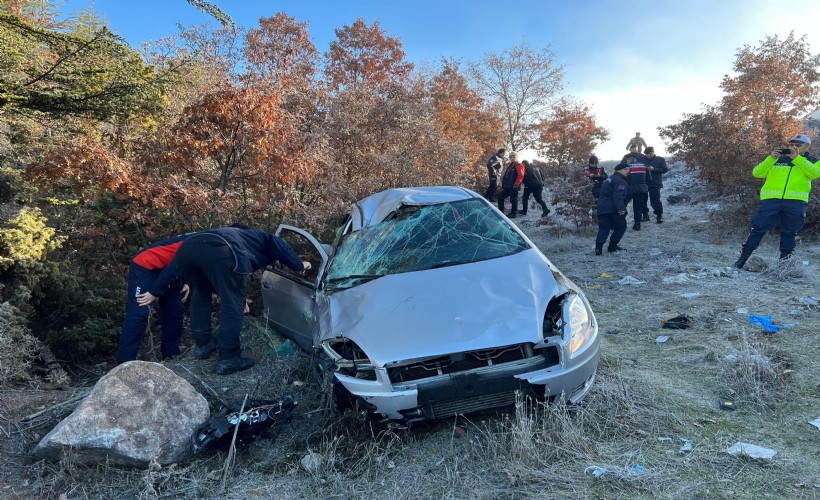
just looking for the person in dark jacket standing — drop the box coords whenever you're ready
[484,148,505,201]
[622,153,650,230]
[595,163,630,255]
[520,160,551,217]
[583,155,608,199]
[498,152,525,218]
[117,233,194,363]
[173,226,310,375]
[643,147,669,223]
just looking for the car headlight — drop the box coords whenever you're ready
[320,337,375,370]
[565,294,596,358]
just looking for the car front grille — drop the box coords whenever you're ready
[430,391,518,419]
[388,344,534,383]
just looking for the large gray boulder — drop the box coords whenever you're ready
[33,361,209,468]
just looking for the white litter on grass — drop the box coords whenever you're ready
[737,307,749,314]
[681,292,701,299]
[725,354,738,363]
[662,273,689,284]
[650,248,663,257]
[618,276,646,286]
[810,417,820,430]
[655,336,670,343]
[726,442,777,460]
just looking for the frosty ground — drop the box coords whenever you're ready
[2,164,819,499]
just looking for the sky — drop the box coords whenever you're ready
[61,0,820,161]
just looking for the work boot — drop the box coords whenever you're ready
[194,339,217,360]
[732,247,753,269]
[215,357,255,375]
[520,210,528,215]
[633,222,641,231]
[656,214,663,223]
[507,213,517,219]
[779,250,793,261]
[641,213,650,222]
[542,208,551,217]
[595,245,603,256]
[608,245,626,253]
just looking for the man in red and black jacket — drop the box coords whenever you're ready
[116,233,195,363]
[497,152,526,218]
[622,151,650,230]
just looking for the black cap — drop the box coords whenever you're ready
[589,155,599,164]
[644,146,654,154]
[614,163,630,171]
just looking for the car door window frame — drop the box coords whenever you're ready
[271,224,329,288]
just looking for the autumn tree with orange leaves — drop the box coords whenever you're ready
[535,97,610,168]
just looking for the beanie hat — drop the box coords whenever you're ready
[644,146,654,154]
[789,134,811,145]
[589,155,599,164]
[614,163,629,171]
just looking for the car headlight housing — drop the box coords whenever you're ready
[320,337,375,370]
[565,294,596,358]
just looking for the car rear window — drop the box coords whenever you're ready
[326,199,529,286]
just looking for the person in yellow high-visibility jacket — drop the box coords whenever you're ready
[733,134,820,269]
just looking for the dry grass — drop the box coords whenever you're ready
[3,169,820,498]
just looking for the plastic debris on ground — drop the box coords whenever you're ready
[659,437,692,454]
[662,315,690,329]
[599,272,611,278]
[726,442,777,460]
[662,273,689,284]
[618,276,646,286]
[606,328,620,335]
[747,315,797,333]
[655,335,670,344]
[584,466,608,478]
[270,339,298,358]
[584,464,648,479]
[736,307,749,314]
[680,292,701,299]
[719,398,736,411]
[799,296,820,307]
[810,417,820,430]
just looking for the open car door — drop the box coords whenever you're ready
[260,225,329,352]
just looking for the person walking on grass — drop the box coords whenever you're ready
[498,152,525,218]
[733,134,819,269]
[521,160,551,217]
[595,162,630,255]
[643,147,669,223]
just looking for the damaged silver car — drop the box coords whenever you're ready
[261,186,599,425]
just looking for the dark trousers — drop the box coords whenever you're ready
[625,193,648,223]
[595,213,627,249]
[647,187,663,215]
[498,187,519,215]
[484,178,498,201]
[175,235,249,360]
[522,185,548,214]
[742,198,807,253]
[117,263,184,362]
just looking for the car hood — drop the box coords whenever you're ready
[322,249,570,367]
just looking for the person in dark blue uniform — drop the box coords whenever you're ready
[595,162,630,255]
[172,226,309,375]
[643,147,669,223]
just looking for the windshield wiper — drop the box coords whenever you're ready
[326,274,384,284]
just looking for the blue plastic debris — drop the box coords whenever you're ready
[747,315,797,333]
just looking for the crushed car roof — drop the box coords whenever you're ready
[351,186,478,231]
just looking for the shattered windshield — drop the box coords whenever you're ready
[326,198,529,289]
